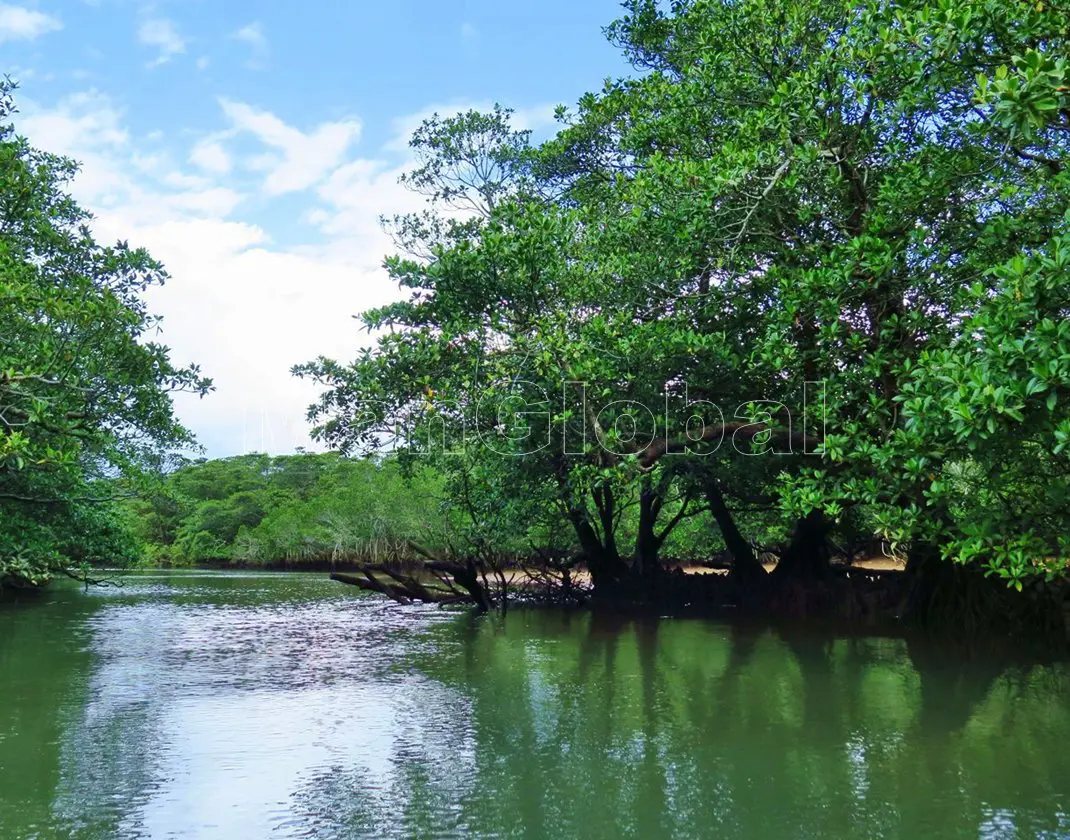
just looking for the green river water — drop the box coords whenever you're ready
[1,570,1068,839]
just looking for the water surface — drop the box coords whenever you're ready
[1,571,1068,839]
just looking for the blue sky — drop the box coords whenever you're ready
[2,0,632,456]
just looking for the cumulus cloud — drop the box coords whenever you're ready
[0,3,61,43]
[19,91,241,222]
[139,18,185,66]
[189,137,232,175]
[219,99,362,195]
[20,89,128,153]
[233,21,266,51]
[310,158,412,244]
[14,89,562,457]
[14,90,424,456]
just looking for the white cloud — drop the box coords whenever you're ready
[138,18,185,66]
[19,90,241,223]
[233,21,266,51]
[460,21,477,45]
[219,99,362,195]
[0,3,61,43]
[232,21,267,68]
[513,104,560,133]
[13,90,423,457]
[8,64,35,80]
[13,93,559,457]
[196,55,210,71]
[20,89,128,154]
[311,158,411,242]
[189,138,232,175]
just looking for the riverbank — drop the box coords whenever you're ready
[19,553,1062,652]
[324,555,1070,653]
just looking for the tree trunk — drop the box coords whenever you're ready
[772,510,833,582]
[900,538,980,631]
[405,541,493,611]
[593,484,620,568]
[567,507,627,592]
[635,480,663,578]
[428,559,492,613]
[704,480,766,583]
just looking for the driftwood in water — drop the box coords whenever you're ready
[330,568,470,606]
[408,541,493,611]
[331,541,494,611]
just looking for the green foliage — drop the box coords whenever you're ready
[127,453,455,567]
[299,0,1070,590]
[0,80,211,589]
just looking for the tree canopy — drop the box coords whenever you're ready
[0,80,210,588]
[298,0,1070,613]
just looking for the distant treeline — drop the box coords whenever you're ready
[124,453,453,567]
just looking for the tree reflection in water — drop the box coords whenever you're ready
[3,576,1068,840]
[284,610,1070,839]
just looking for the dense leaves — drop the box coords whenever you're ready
[300,0,1070,599]
[127,453,452,566]
[0,81,210,588]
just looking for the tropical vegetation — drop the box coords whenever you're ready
[2,0,1069,641]
[297,0,1070,627]
[0,79,210,588]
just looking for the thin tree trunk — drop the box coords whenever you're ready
[704,480,766,582]
[636,479,663,577]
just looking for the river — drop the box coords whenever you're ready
[0,570,1068,839]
